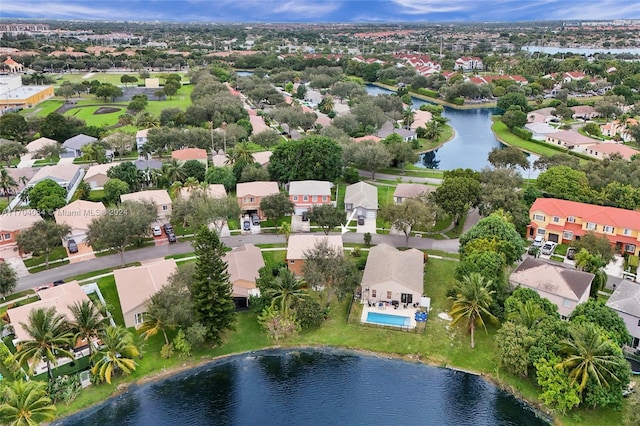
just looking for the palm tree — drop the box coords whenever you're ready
[556,322,623,392]
[91,326,140,384]
[69,300,106,359]
[138,308,173,345]
[0,380,57,426]
[507,299,546,329]
[13,307,75,381]
[278,221,291,242]
[448,273,498,349]
[226,142,254,166]
[160,159,186,185]
[266,268,309,317]
[0,167,18,201]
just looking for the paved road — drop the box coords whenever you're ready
[16,232,459,292]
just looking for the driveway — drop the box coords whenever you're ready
[291,214,310,233]
[67,242,96,264]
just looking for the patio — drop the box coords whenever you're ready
[359,301,421,330]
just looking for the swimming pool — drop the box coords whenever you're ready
[366,312,411,328]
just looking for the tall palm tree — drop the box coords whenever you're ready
[226,142,254,166]
[0,167,18,201]
[91,326,140,384]
[69,300,106,359]
[266,268,309,317]
[556,322,623,392]
[448,273,498,349]
[507,299,546,329]
[14,307,74,381]
[138,308,173,345]
[0,380,57,426]
[161,159,186,185]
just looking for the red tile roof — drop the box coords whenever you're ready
[531,198,640,230]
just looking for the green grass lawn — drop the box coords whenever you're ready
[63,105,126,127]
[492,119,564,157]
[95,276,125,327]
[23,246,69,268]
[21,100,64,117]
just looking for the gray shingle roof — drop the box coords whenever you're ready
[606,279,640,318]
[345,181,378,210]
[510,257,593,301]
[62,134,97,150]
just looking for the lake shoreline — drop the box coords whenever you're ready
[54,345,555,425]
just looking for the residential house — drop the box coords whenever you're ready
[211,150,230,168]
[468,75,528,86]
[377,121,417,142]
[454,56,483,71]
[84,162,117,189]
[525,122,559,141]
[527,107,556,124]
[581,143,639,161]
[570,105,598,120]
[62,134,98,158]
[236,181,279,219]
[171,148,208,166]
[393,183,433,204]
[606,279,640,349]
[252,151,273,167]
[134,158,162,172]
[25,137,58,158]
[510,257,593,320]
[54,200,106,246]
[545,130,599,150]
[178,184,227,200]
[120,189,170,222]
[344,182,378,221]
[7,281,91,345]
[288,180,332,215]
[224,244,265,308]
[360,243,424,306]
[286,234,343,276]
[600,118,639,142]
[27,164,83,201]
[113,259,177,328]
[135,128,150,151]
[411,109,432,132]
[0,209,42,247]
[528,197,640,256]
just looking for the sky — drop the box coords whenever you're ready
[2,0,640,23]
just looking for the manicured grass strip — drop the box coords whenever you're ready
[0,288,36,303]
[492,119,563,157]
[64,262,142,282]
[28,260,70,273]
[23,246,69,268]
[95,276,125,327]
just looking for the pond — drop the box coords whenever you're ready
[365,84,539,176]
[56,349,549,426]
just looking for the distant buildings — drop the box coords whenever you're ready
[0,74,54,111]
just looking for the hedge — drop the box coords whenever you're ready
[412,87,439,98]
[511,126,533,141]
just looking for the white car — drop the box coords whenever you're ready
[152,226,162,237]
[541,242,557,255]
[532,235,544,247]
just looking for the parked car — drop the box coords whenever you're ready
[252,214,260,226]
[68,239,78,254]
[301,211,309,222]
[167,232,177,243]
[566,247,577,260]
[541,242,557,255]
[357,215,365,226]
[532,235,545,247]
[152,226,162,237]
[163,223,174,234]
[243,220,251,231]
[53,280,65,286]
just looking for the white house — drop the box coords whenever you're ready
[344,182,378,221]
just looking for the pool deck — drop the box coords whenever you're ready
[360,302,420,329]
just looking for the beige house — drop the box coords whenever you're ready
[286,234,343,276]
[54,200,106,245]
[252,151,273,167]
[0,209,42,247]
[25,137,58,158]
[393,183,433,204]
[7,281,90,344]
[171,148,208,166]
[224,244,265,308]
[28,164,84,201]
[360,243,424,305]
[120,189,170,222]
[236,181,279,219]
[510,258,593,320]
[178,184,227,200]
[113,259,177,328]
[84,162,117,189]
[545,130,599,150]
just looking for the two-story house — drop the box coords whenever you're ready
[454,56,483,71]
[288,180,332,215]
[236,181,279,220]
[120,189,170,222]
[0,209,42,247]
[528,198,640,256]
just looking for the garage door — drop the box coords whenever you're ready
[548,233,559,243]
[366,210,376,219]
[294,207,308,216]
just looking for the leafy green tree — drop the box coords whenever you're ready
[260,192,294,225]
[387,141,418,172]
[103,178,130,204]
[380,197,438,245]
[291,297,325,330]
[535,356,581,414]
[573,231,614,264]
[0,141,27,166]
[0,380,57,426]
[27,179,66,216]
[39,112,74,141]
[182,159,207,182]
[497,92,528,112]
[495,322,535,376]
[454,250,506,295]
[16,220,71,267]
[190,227,236,344]
[205,166,236,192]
[0,262,17,300]
[501,108,528,129]
[507,299,548,329]
[583,122,602,137]
[268,136,343,183]
[107,161,142,192]
[69,300,106,359]
[86,200,157,266]
[308,204,344,235]
[171,193,240,234]
[91,326,140,384]
[533,153,580,171]
[13,307,74,381]
[432,176,481,225]
[0,113,29,141]
[487,146,530,169]
[251,130,282,148]
[459,212,525,265]
[0,167,18,202]
[94,83,123,102]
[344,140,392,180]
[536,166,592,202]
[570,300,631,347]
[449,273,498,349]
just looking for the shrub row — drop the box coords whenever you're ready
[510,127,532,141]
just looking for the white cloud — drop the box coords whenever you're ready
[391,0,472,15]
[0,1,166,20]
[271,1,342,17]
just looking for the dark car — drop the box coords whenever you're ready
[252,214,260,226]
[167,232,177,243]
[243,220,251,231]
[53,280,65,286]
[67,239,78,254]
[301,211,309,222]
[163,223,174,234]
[566,247,577,260]
[357,215,365,226]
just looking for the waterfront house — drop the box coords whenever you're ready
[581,143,639,161]
[288,180,332,215]
[393,183,433,204]
[606,279,640,349]
[286,234,343,276]
[224,244,265,308]
[545,130,599,150]
[509,257,593,320]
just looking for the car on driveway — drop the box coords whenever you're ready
[357,215,365,226]
[533,235,544,247]
[243,220,251,231]
[167,231,177,243]
[541,242,557,255]
[68,239,78,254]
[566,247,577,260]
[163,223,174,234]
[152,226,162,237]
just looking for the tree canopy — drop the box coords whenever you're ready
[268,135,343,182]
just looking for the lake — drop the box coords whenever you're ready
[522,45,640,56]
[55,349,549,426]
[365,85,539,176]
